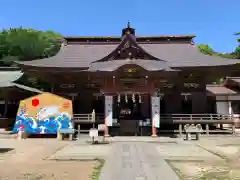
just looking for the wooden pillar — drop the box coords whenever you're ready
[104,95,113,136]
[4,99,8,117]
[51,84,54,93]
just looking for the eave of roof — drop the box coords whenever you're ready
[12,83,44,93]
[223,77,240,90]
[0,70,23,87]
[206,84,237,95]
[225,77,240,84]
[88,59,177,72]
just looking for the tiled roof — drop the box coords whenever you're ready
[0,71,23,87]
[16,25,240,70]
[17,43,240,69]
[64,35,196,42]
[226,77,240,84]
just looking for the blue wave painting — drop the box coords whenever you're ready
[13,112,73,134]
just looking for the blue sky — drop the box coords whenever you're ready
[1,0,239,53]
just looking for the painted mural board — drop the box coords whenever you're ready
[13,92,73,134]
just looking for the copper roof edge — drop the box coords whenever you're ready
[64,35,196,39]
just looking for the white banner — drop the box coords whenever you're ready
[105,96,113,126]
[151,96,160,128]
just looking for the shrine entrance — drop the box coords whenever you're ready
[115,94,144,136]
[101,64,164,136]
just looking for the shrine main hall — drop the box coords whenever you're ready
[14,24,240,136]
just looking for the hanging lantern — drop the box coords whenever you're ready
[117,93,121,103]
[138,93,142,103]
[132,93,135,103]
[125,94,128,103]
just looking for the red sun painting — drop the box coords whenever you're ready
[32,98,40,107]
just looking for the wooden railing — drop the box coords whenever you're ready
[72,112,104,135]
[72,112,239,135]
[72,113,237,124]
[72,112,104,123]
[160,113,234,123]
[73,113,93,123]
[159,113,237,135]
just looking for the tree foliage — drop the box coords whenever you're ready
[235,46,240,59]
[198,44,237,59]
[198,33,240,59]
[198,44,216,56]
[0,28,62,65]
[234,32,240,59]
[0,28,62,90]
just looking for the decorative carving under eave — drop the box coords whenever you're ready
[164,84,174,88]
[183,83,199,88]
[123,41,130,49]
[93,26,162,62]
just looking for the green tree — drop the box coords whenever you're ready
[198,44,216,56]
[0,28,62,89]
[198,44,237,59]
[234,32,240,59]
[235,46,240,59]
[0,28,62,65]
[198,32,240,59]
[0,30,9,59]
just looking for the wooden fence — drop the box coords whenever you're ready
[72,113,239,135]
[160,114,236,135]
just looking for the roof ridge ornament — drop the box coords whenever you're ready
[127,21,131,28]
[122,22,135,37]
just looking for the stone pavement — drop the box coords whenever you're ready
[47,141,112,160]
[156,142,222,161]
[99,142,180,180]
